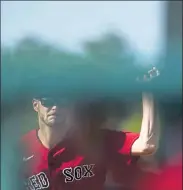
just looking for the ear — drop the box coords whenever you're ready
[32,99,39,112]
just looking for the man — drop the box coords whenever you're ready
[20,68,160,190]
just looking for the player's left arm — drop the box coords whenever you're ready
[131,67,160,156]
[130,93,160,156]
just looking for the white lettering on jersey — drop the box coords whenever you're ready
[63,164,95,183]
[25,172,49,190]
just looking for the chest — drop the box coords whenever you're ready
[23,149,106,190]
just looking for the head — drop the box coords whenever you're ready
[33,96,74,127]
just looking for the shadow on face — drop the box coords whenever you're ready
[32,97,75,127]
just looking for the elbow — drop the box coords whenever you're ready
[141,144,158,155]
[131,139,159,156]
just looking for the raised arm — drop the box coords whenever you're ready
[131,68,160,156]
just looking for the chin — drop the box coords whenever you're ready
[47,119,56,126]
[48,120,63,127]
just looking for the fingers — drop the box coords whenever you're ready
[137,67,160,82]
[148,67,160,79]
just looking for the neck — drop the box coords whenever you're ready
[38,119,68,149]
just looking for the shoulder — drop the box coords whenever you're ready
[20,129,38,152]
[21,129,37,143]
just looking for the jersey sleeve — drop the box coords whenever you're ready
[118,131,140,156]
[103,129,139,156]
[103,129,141,187]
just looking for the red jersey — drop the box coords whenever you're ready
[21,129,139,190]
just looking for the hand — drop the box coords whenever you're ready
[136,67,160,82]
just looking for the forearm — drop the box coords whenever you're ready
[131,92,160,155]
[140,93,160,145]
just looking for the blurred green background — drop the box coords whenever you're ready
[1,31,153,135]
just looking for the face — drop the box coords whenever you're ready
[33,97,73,127]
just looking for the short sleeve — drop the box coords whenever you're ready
[103,129,139,156]
[103,130,141,186]
[118,132,139,156]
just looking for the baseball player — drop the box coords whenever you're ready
[20,67,160,190]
